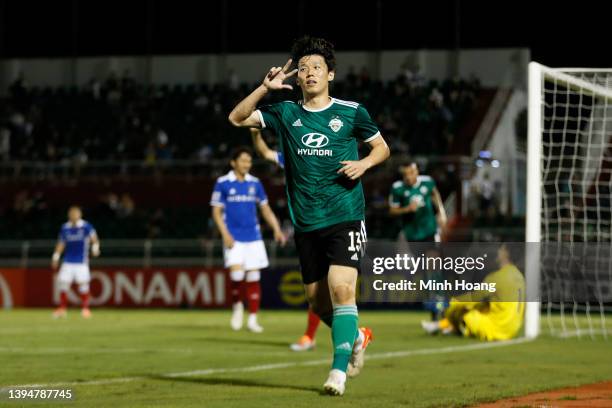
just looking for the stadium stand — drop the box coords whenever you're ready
[0,71,487,240]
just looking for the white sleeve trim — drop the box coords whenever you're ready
[364,131,381,143]
[258,199,269,206]
[256,110,266,129]
[210,201,225,208]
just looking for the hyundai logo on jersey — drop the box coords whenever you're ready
[298,133,333,157]
[301,133,329,148]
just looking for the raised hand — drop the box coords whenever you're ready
[337,160,370,180]
[263,59,298,91]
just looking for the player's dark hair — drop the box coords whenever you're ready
[230,146,253,161]
[400,159,418,168]
[500,243,523,264]
[291,36,336,71]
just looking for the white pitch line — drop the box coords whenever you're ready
[0,347,196,355]
[0,337,532,392]
[0,347,289,356]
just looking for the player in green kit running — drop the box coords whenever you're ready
[229,36,390,396]
[389,161,448,321]
[389,161,447,242]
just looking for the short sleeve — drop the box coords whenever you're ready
[256,103,283,133]
[354,104,380,142]
[389,187,402,208]
[87,223,97,238]
[58,229,67,243]
[256,181,268,205]
[428,179,437,193]
[210,181,226,207]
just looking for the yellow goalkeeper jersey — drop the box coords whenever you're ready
[484,263,526,337]
[454,263,526,340]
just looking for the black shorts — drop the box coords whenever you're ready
[408,235,440,256]
[294,220,366,285]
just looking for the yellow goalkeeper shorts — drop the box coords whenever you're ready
[462,309,520,341]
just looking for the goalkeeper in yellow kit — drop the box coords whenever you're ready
[421,244,525,341]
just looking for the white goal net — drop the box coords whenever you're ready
[527,62,612,339]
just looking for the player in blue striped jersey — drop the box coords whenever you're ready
[52,206,100,319]
[210,146,286,333]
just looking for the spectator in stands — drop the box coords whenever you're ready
[196,144,213,163]
[101,193,120,217]
[30,191,48,216]
[2,62,491,242]
[11,190,47,220]
[147,209,165,239]
[144,142,156,165]
[117,194,135,218]
[155,129,172,162]
[1,67,481,181]
[13,190,32,216]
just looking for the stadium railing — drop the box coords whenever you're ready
[0,156,476,180]
[0,226,525,270]
[0,239,299,269]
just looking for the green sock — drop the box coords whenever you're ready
[331,305,358,372]
[320,313,333,328]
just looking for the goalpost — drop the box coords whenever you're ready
[527,62,612,339]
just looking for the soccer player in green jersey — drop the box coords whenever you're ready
[389,161,447,242]
[389,161,449,321]
[250,127,321,352]
[229,36,390,396]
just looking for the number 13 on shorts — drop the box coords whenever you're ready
[347,231,362,252]
[348,220,367,259]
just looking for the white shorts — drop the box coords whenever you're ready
[224,240,269,270]
[57,263,90,284]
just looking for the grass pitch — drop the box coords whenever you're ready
[1,309,611,407]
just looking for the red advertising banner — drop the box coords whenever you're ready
[0,268,26,308]
[4,268,231,308]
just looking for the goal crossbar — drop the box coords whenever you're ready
[540,65,612,101]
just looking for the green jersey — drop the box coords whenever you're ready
[257,98,380,232]
[389,175,438,240]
